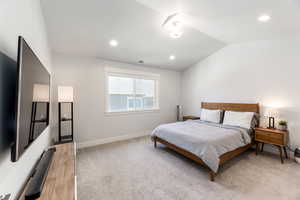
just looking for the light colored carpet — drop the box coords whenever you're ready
[77,136,300,200]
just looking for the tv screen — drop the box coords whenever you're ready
[0,52,17,152]
[12,36,50,162]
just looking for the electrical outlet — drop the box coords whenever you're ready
[0,194,11,200]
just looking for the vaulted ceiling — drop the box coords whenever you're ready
[41,0,300,70]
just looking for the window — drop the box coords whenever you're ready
[105,67,160,113]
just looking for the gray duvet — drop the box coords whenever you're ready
[151,120,252,172]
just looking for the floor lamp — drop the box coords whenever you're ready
[28,84,50,147]
[58,86,74,143]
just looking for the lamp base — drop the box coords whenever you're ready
[268,117,275,129]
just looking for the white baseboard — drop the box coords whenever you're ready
[77,130,151,149]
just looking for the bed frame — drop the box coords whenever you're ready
[152,102,260,181]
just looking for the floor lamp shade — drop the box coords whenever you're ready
[33,84,50,102]
[58,86,74,102]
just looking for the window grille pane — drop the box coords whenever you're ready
[135,79,155,110]
[108,76,134,111]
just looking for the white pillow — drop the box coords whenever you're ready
[223,111,254,129]
[200,109,222,123]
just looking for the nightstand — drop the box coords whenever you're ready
[255,127,289,164]
[182,115,200,121]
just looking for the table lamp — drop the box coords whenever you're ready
[264,107,279,129]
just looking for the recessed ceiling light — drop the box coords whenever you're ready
[109,40,118,47]
[138,60,144,64]
[258,15,271,22]
[169,55,176,60]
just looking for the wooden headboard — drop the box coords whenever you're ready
[201,102,260,114]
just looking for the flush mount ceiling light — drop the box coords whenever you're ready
[258,14,271,22]
[169,55,176,60]
[109,39,118,47]
[162,13,184,39]
[169,31,183,39]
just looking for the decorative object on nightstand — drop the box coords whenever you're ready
[255,127,288,164]
[176,105,183,121]
[182,115,200,121]
[264,107,279,129]
[58,86,74,143]
[278,120,288,131]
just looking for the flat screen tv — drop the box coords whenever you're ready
[0,51,17,152]
[11,36,50,162]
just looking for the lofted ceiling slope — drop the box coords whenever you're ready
[42,0,300,70]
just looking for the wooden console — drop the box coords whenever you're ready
[19,142,76,200]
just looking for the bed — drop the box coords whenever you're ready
[151,102,260,181]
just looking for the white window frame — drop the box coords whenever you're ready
[104,67,160,115]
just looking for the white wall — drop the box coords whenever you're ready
[182,38,300,150]
[52,53,181,147]
[0,0,52,199]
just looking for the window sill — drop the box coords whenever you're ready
[104,109,160,116]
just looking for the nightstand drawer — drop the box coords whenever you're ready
[255,131,284,145]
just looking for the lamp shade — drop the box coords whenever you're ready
[33,84,50,102]
[58,86,73,102]
[264,107,279,118]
